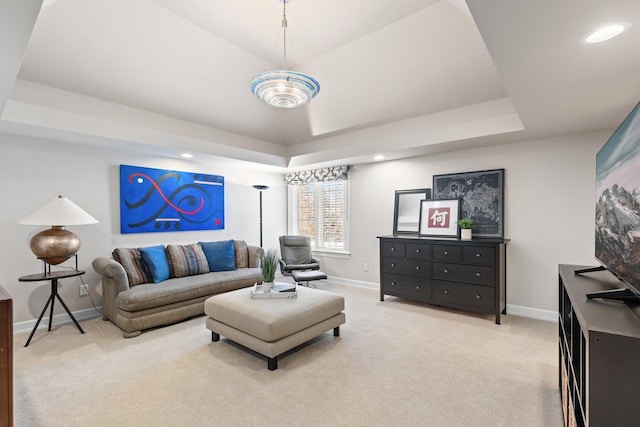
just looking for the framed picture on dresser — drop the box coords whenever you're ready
[432,169,504,238]
[418,199,460,237]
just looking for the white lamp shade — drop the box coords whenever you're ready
[18,195,98,226]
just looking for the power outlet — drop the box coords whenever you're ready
[79,284,88,297]
[363,262,368,272]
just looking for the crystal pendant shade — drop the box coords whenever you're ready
[250,70,320,109]
[249,0,320,109]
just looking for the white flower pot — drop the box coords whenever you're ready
[262,281,274,293]
[461,229,472,240]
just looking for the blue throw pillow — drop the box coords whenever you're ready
[139,245,171,283]
[199,240,236,272]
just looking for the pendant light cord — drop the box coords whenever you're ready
[282,0,288,70]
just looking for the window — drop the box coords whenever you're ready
[288,179,349,252]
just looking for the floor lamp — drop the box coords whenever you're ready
[252,185,269,247]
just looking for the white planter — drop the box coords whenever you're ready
[262,281,274,293]
[461,229,472,240]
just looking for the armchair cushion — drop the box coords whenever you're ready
[280,236,312,265]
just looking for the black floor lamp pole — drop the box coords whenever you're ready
[252,185,269,247]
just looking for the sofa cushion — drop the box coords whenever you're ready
[115,268,263,312]
[112,248,150,286]
[200,240,236,272]
[234,240,249,268]
[139,245,171,283]
[167,243,210,278]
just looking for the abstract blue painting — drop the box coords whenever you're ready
[120,165,224,234]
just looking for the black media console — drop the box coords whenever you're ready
[558,264,640,427]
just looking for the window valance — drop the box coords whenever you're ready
[284,166,349,185]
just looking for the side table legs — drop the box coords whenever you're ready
[24,278,85,347]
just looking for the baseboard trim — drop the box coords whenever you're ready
[506,304,557,322]
[13,306,103,334]
[326,276,378,290]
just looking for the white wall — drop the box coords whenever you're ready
[0,133,287,323]
[315,130,609,315]
[0,129,610,324]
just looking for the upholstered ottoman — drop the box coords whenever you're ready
[204,286,345,370]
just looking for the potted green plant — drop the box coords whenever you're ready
[458,218,475,240]
[259,248,279,292]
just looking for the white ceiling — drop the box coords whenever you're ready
[0,0,639,170]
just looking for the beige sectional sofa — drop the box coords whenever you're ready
[92,240,263,337]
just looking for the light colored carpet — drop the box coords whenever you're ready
[13,282,562,426]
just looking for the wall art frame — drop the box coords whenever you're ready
[393,188,431,234]
[418,198,460,237]
[120,164,225,234]
[432,168,504,238]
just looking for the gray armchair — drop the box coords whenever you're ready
[278,235,320,276]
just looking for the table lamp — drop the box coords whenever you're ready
[18,195,98,265]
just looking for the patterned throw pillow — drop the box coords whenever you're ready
[166,243,210,278]
[112,248,150,286]
[139,245,171,283]
[234,240,249,268]
[200,240,236,272]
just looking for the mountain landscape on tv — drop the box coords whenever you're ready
[595,183,640,284]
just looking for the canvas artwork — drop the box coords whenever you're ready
[120,165,224,234]
[432,169,504,238]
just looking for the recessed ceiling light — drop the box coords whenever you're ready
[582,22,631,44]
[181,153,194,159]
[374,155,385,161]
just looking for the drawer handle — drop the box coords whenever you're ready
[415,266,420,270]
[476,294,481,299]
[476,272,481,277]
[443,269,449,274]
[475,253,481,257]
[391,263,395,267]
[443,251,449,255]
[416,249,420,253]
[391,281,396,286]
[444,290,449,294]
[390,247,395,251]
[416,286,420,290]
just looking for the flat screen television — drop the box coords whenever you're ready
[583,100,640,301]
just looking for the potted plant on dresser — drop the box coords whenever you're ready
[458,218,474,240]
[260,249,279,292]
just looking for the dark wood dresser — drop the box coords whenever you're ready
[0,285,12,427]
[559,264,640,427]
[378,235,508,323]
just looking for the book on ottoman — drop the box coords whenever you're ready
[251,283,297,299]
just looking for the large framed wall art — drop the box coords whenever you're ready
[432,169,504,238]
[120,165,225,234]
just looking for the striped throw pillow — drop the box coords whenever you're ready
[234,240,249,268]
[112,248,151,286]
[166,243,210,278]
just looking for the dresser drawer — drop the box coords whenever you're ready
[406,243,432,261]
[463,246,496,266]
[382,241,405,258]
[382,259,430,277]
[433,280,495,311]
[432,262,495,286]
[382,274,431,301]
[432,245,462,262]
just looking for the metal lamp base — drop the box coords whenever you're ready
[29,226,80,265]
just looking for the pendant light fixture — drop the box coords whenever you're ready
[249,0,320,108]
